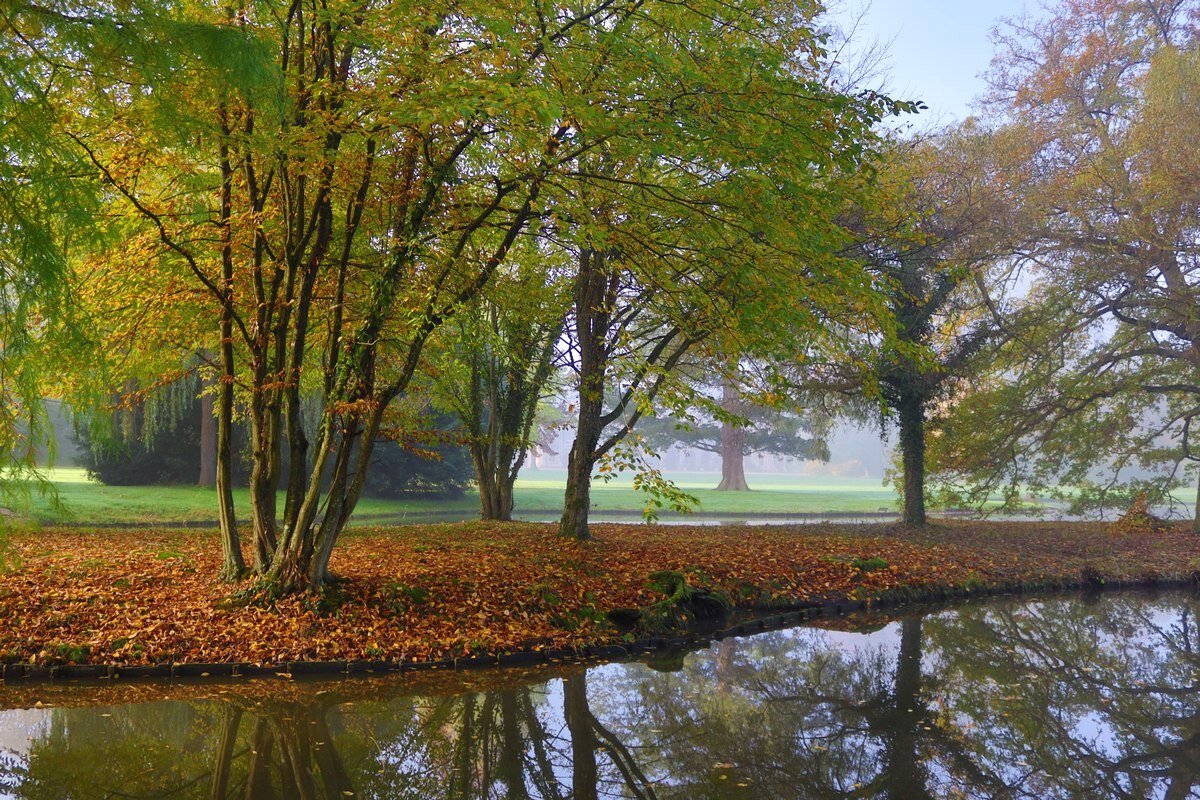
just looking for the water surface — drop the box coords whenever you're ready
[2,590,1199,798]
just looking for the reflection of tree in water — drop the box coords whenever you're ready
[1,674,658,799]
[929,594,1200,799]
[591,624,988,798]
[7,594,1200,799]
[591,595,1200,799]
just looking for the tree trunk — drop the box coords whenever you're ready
[563,675,598,800]
[198,384,217,488]
[215,352,242,580]
[248,392,281,573]
[715,378,749,490]
[215,112,243,581]
[715,422,749,491]
[559,248,609,542]
[897,388,927,526]
[560,428,597,540]
[560,368,604,540]
[474,448,514,522]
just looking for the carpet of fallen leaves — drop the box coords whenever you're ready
[1,520,1198,668]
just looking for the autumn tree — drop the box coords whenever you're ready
[71,0,754,589]
[927,0,1200,529]
[0,1,267,537]
[832,129,1006,526]
[545,2,914,540]
[425,256,569,521]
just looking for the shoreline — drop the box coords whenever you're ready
[2,520,1196,684]
[1,576,1194,685]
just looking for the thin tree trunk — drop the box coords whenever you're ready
[898,387,927,526]
[216,357,242,581]
[216,107,243,581]
[248,393,280,572]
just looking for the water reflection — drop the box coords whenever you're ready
[2,591,1200,799]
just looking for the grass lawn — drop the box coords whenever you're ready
[22,467,900,525]
[0,519,1193,668]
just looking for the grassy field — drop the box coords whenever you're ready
[18,467,899,525]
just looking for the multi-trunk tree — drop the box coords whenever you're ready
[50,0,913,581]
[425,258,568,521]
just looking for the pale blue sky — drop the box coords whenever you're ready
[832,1,1040,122]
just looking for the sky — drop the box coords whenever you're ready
[831,0,1040,123]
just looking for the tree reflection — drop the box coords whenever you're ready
[0,672,659,799]
[5,593,1200,798]
[928,594,1200,799]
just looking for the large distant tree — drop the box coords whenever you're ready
[639,375,831,492]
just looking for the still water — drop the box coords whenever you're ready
[2,591,1199,799]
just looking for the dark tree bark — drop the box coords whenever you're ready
[215,106,243,581]
[897,385,927,526]
[560,249,613,542]
[563,675,599,800]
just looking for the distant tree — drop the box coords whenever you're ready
[361,415,474,500]
[75,379,208,487]
[639,375,831,491]
[426,260,568,520]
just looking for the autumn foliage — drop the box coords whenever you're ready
[1,521,1196,669]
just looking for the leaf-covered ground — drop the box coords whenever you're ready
[1,521,1197,667]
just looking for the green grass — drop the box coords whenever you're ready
[515,470,898,516]
[19,467,899,526]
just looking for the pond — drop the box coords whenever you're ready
[2,590,1199,798]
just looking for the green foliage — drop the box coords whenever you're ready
[383,581,431,615]
[599,439,699,521]
[548,604,609,632]
[850,556,889,572]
